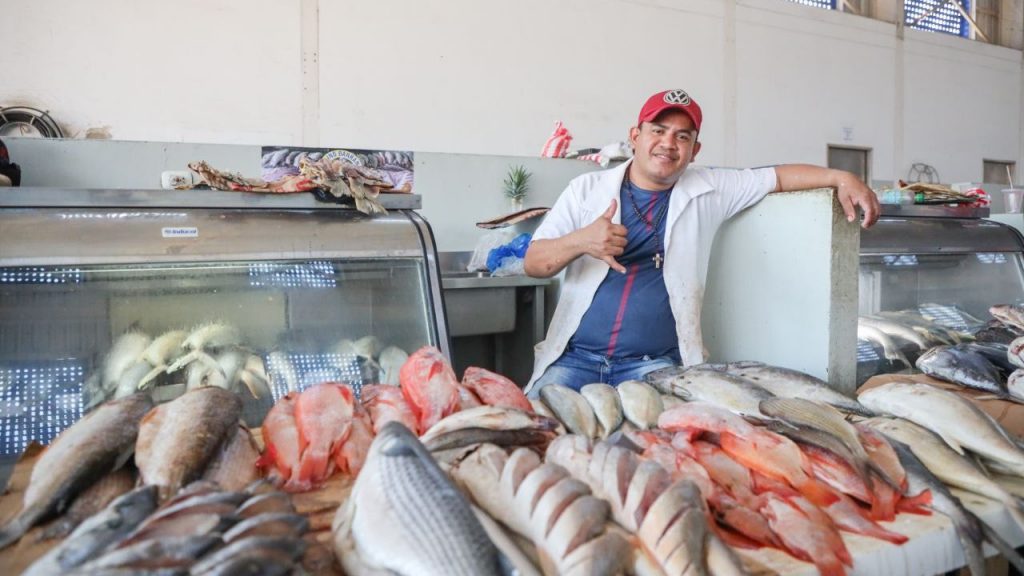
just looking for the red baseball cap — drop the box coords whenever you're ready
[637,89,702,133]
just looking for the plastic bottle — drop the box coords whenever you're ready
[878,188,915,205]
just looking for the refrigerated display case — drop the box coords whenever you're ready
[0,188,444,458]
[856,210,1024,384]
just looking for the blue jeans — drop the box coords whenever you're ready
[528,346,679,398]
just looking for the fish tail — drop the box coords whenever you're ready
[896,488,933,516]
[0,516,29,550]
[980,519,1024,574]
[799,479,839,508]
[814,554,848,576]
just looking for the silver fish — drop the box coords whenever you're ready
[858,322,911,366]
[188,535,307,575]
[887,438,1024,576]
[915,345,1006,397]
[580,384,623,438]
[722,361,874,416]
[760,397,898,490]
[650,366,772,418]
[332,421,505,575]
[616,381,663,430]
[420,406,559,452]
[858,316,931,350]
[0,394,154,550]
[858,382,1024,476]
[864,416,1024,530]
[540,385,598,438]
[23,486,159,576]
[79,535,220,570]
[223,513,309,542]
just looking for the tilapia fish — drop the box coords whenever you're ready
[915,345,1007,397]
[722,361,873,416]
[332,421,506,575]
[0,394,153,550]
[135,387,242,499]
[858,382,1024,476]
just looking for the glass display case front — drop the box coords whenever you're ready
[856,216,1024,384]
[0,189,443,459]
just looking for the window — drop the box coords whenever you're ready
[905,0,970,37]
[984,160,1017,185]
[828,145,871,184]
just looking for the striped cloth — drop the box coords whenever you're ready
[541,121,573,158]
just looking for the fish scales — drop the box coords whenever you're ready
[0,394,153,550]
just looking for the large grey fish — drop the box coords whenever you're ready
[991,304,1024,332]
[863,416,1024,530]
[721,361,874,416]
[759,397,897,489]
[915,345,1007,397]
[23,486,159,576]
[135,387,241,500]
[0,394,154,550]
[78,534,220,570]
[960,341,1014,374]
[648,366,773,418]
[887,438,1024,576]
[332,421,509,575]
[858,382,1024,476]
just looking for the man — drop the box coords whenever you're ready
[523,89,879,396]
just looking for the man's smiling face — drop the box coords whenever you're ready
[628,109,702,190]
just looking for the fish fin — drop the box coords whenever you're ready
[112,444,136,472]
[980,519,1024,574]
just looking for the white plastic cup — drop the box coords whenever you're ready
[1004,188,1023,213]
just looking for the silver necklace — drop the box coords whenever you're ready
[626,185,670,269]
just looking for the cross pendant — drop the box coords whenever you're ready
[653,253,663,269]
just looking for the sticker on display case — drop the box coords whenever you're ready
[260,146,414,193]
[162,226,199,238]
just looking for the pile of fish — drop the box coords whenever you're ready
[258,345,537,491]
[0,386,260,551]
[857,303,1024,401]
[24,480,308,576]
[82,322,270,410]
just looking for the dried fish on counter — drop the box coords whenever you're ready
[332,421,509,575]
[0,393,154,550]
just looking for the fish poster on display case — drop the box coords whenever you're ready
[260,146,415,193]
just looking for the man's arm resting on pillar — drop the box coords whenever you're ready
[772,164,880,228]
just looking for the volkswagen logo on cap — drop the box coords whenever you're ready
[663,90,691,106]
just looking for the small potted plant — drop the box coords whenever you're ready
[503,165,531,212]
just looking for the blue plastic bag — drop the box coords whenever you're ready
[486,233,532,274]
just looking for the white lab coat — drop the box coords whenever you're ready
[525,160,776,393]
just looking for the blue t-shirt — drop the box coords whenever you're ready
[568,179,679,359]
